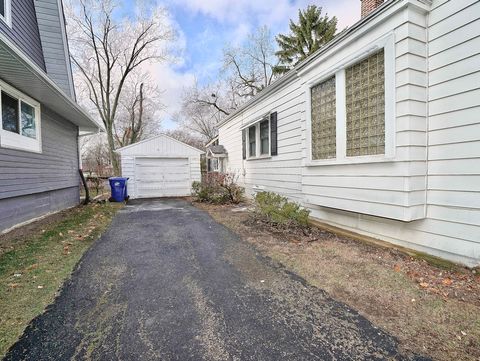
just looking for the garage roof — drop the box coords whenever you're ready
[116,134,205,156]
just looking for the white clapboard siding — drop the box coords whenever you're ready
[217,0,480,266]
[117,135,203,199]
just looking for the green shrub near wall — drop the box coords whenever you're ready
[254,191,310,227]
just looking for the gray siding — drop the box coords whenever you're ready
[34,0,75,97]
[0,105,80,231]
[0,186,78,231]
[0,0,46,70]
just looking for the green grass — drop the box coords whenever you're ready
[0,202,122,357]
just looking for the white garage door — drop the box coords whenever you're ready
[134,157,191,198]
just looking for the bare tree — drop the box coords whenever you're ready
[113,72,163,148]
[184,80,234,117]
[164,129,205,150]
[223,26,278,99]
[173,98,220,142]
[81,134,112,177]
[178,26,277,137]
[66,0,175,174]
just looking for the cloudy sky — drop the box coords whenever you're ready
[151,0,361,129]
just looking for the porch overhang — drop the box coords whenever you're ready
[0,32,101,133]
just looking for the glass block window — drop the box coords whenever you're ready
[346,49,385,156]
[248,125,256,157]
[311,76,336,160]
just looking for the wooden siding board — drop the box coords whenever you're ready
[0,0,45,69]
[0,187,78,231]
[34,0,74,96]
[429,2,480,40]
[0,106,79,200]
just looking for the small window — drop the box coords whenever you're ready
[248,125,256,157]
[0,1,5,19]
[346,49,385,156]
[311,76,336,160]
[208,158,219,172]
[0,81,41,152]
[260,119,269,155]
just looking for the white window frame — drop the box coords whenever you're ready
[0,0,12,27]
[0,80,42,153]
[305,33,395,166]
[244,114,271,160]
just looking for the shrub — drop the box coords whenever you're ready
[191,173,244,204]
[218,173,245,204]
[254,191,310,227]
[191,181,213,202]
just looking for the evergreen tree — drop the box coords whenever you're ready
[274,5,337,74]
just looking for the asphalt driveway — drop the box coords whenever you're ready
[5,199,428,361]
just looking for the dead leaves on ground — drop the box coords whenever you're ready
[394,262,480,304]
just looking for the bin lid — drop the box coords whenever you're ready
[109,177,129,181]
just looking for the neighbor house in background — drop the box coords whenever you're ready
[0,0,100,231]
[215,0,480,267]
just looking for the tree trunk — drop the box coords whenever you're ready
[78,169,90,205]
[106,124,120,175]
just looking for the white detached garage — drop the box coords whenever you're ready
[116,135,204,199]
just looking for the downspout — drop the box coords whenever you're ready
[424,5,431,218]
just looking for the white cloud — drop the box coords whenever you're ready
[166,0,360,30]
[148,0,361,130]
[145,62,195,129]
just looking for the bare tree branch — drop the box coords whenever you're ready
[66,0,174,174]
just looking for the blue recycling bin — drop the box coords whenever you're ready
[108,177,129,202]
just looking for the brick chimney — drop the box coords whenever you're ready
[361,0,384,18]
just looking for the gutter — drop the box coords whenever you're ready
[218,0,402,128]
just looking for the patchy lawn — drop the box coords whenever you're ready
[195,202,480,361]
[0,202,122,357]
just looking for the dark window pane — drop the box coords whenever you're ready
[21,101,36,139]
[260,119,269,155]
[248,126,256,157]
[0,0,4,17]
[2,91,19,133]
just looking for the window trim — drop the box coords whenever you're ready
[0,80,42,153]
[305,33,395,166]
[259,118,270,155]
[245,115,271,160]
[0,0,12,27]
[248,125,256,158]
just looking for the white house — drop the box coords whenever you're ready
[116,135,204,199]
[215,0,480,267]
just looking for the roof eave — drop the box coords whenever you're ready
[0,32,101,132]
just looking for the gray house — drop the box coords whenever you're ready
[0,0,100,231]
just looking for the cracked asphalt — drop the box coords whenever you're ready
[4,199,429,361]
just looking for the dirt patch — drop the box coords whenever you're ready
[194,201,480,361]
